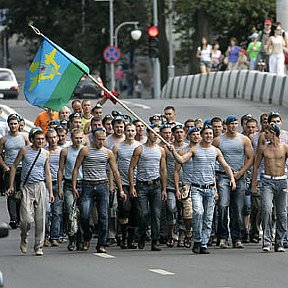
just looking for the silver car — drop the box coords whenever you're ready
[0,68,19,99]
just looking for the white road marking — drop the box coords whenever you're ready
[93,253,116,259]
[122,100,150,110]
[149,269,175,275]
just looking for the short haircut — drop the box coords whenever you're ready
[125,123,135,131]
[71,128,83,137]
[260,113,268,123]
[72,99,81,106]
[91,116,102,124]
[56,127,68,134]
[211,117,222,124]
[164,106,175,112]
[246,118,258,125]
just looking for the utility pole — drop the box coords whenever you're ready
[152,0,161,99]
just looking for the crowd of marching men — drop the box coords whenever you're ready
[0,98,288,255]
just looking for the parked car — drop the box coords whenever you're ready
[73,74,104,99]
[0,68,19,99]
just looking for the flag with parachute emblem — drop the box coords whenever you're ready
[24,36,90,111]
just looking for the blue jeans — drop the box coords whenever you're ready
[50,182,63,240]
[217,176,245,243]
[261,178,287,247]
[191,186,215,247]
[136,179,162,241]
[166,189,177,225]
[80,182,109,247]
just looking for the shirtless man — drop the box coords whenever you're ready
[252,123,288,252]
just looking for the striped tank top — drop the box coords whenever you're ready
[48,147,62,181]
[191,145,216,185]
[4,133,26,166]
[82,147,108,181]
[182,145,193,185]
[64,145,83,180]
[219,134,244,172]
[21,147,46,184]
[117,141,140,186]
[137,144,161,181]
[166,143,188,190]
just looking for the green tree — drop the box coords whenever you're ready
[173,0,276,74]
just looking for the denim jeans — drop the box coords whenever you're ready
[166,189,177,225]
[261,178,287,247]
[50,182,63,240]
[136,179,162,241]
[191,186,215,247]
[63,181,83,244]
[217,175,245,243]
[80,182,109,247]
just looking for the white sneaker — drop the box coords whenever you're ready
[35,248,44,256]
[275,246,285,253]
[20,238,28,254]
[219,239,228,249]
[262,246,271,252]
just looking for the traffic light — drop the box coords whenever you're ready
[148,25,159,58]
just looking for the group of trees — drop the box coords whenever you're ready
[0,0,276,86]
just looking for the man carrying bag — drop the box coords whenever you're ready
[7,127,54,256]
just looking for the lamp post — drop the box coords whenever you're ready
[94,1,141,90]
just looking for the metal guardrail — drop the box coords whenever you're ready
[161,71,288,108]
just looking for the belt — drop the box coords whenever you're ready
[83,179,108,185]
[52,180,58,185]
[191,183,215,189]
[216,171,226,175]
[64,179,72,183]
[137,178,160,185]
[263,175,287,180]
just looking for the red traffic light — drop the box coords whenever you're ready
[148,26,159,37]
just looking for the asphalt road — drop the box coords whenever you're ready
[1,97,288,288]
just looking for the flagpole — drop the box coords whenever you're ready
[28,25,170,146]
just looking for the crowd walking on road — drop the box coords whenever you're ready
[1,99,288,256]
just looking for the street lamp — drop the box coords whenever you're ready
[114,21,142,48]
[94,1,141,90]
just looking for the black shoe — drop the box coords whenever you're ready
[9,221,18,230]
[127,239,137,249]
[120,240,127,249]
[151,240,161,251]
[242,232,250,243]
[200,247,210,254]
[192,243,201,254]
[67,241,76,251]
[76,243,84,251]
[138,236,145,250]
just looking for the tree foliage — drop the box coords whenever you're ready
[173,0,276,73]
[1,0,147,75]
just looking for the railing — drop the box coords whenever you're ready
[161,71,288,108]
